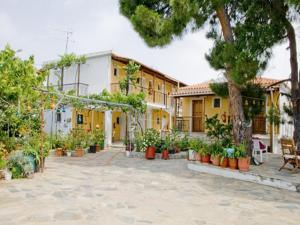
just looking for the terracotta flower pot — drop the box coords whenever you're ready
[162,149,169,160]
[195,153,201,161]
[145,146,156,159]
[211,155,220,166]
[201,154,210,163]
[55,148,63,157]
[228,158,238,169]
[95,144,100,152]
[238,157,250,172]
[75,147,84,157]
[220,157,229,168]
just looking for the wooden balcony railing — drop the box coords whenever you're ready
[110,83,173,108]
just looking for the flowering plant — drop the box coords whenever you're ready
[141,129,160,151]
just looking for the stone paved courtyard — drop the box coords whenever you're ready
[1,149,300,225]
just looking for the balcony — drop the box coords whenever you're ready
[110,83,173,108]
[47,83,89,96]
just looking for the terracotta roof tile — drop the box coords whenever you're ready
[172,77,282,97]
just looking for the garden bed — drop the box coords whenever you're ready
[188,162,300,192]
[127,151,187,159]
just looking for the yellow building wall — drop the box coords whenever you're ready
[204,96,230,123]
[111,59,178,106]
[72,109,104,131]
[179,89,281,134]
[152,110,170,131]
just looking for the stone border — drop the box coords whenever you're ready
[127,151,187,159]
[188,162,300,192]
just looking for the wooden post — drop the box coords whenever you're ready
[77,64,80,96]
[270,88,274,153]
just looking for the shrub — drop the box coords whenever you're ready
[7,150,34,179]
[177,135,189,151]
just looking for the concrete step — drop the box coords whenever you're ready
[188,162,300,192]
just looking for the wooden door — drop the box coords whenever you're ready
[192,100,203,132]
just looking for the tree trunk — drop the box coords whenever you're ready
[286,20,300,150]
[216,7,250,153]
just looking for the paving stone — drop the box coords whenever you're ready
[53,211,81,221]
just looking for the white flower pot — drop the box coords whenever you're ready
[188,150,195,161]
[125,151,131,157]
[67,151,72,157]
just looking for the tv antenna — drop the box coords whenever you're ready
[53,29,75,53]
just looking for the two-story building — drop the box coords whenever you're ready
[171,77,293,154]
[44,51,186,146]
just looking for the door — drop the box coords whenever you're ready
[192,100,203,132]
[112,112,121,142]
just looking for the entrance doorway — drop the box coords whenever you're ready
[192,100,204,132]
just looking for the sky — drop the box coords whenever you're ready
[0,0,298,85]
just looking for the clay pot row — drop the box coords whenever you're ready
[55,148,85,157]
[145,147,170,160]
[193,153,250,172]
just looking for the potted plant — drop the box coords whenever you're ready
[54,137,63,157]
[143,129,160,159]
[210,142,223,166]
[188,138,201,161]
[178,135,189,152]
[199,143,210,163]
[220,148,229,168]
[72,129,85,157]
[123,138,134,157]
[161,135,171,160]
[235,143,250,172]
[226,147,237,169]
[91,129,105,152]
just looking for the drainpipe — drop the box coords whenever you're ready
[270,88,274,153]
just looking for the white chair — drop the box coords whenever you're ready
[252,139,268,164]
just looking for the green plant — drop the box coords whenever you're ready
[177,135,189,151]
[92,129,105,145]
[234,143,247,158]
[210,141,223,157]
[23,144,41,165]
[134,132,144,152]
[189,138,202,151]
[199,143,210,156]
[220,148,229,163]
[205,115,233,147]
[142,128,160,150]
[161,135,172,151]
[0,158,6,170]
[7,150,34,179]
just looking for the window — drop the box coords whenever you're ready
[157,84,161,91]
[148,81,153,95]
[113,68,119,76]
[77,114,84,124]
[56,113,61,122]
[137,78,140,85]
[213,98,221,108]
